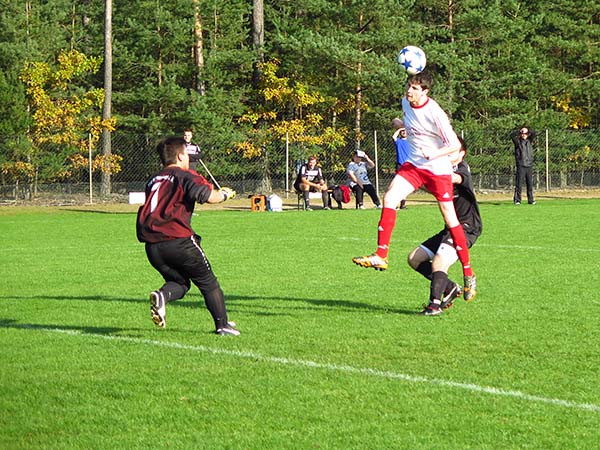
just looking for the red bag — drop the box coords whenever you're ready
[339,185,351,203]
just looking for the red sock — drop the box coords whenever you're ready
[376,208,396,258]
[448,225,473,277]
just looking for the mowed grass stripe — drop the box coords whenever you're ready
[9,323,600,414]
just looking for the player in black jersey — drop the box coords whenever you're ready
[136,136,239,335]
[183,129,201,171]
[294,156,330,210]
[407,138,482,315]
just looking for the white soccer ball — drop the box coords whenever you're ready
[397,45,427,75]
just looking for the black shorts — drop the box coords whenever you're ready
[294,181,323,193]
[421,228,479,255]
[145,235,219,293]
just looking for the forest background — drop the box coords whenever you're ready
[0,0,599,198]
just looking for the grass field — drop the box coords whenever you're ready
[1,197,599,449]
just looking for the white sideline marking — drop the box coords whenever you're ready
[21,325,600,414]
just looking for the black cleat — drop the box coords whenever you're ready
[420,302,442,316]
[441,283,462,310]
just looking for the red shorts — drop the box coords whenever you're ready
[396,162,453,202]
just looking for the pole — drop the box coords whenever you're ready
[198,157,221,190]
[285,132,289,198]
[545,128,549,192]
[374,130,379,195]
[88,133,93,204]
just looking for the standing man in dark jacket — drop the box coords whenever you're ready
[136,136,239,336]
[510,127,536,205]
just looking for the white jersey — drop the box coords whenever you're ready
[402,96,461,175]
[346,161,371,187]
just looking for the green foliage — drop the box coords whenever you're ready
[268,0,411,132]
[0,0,599,186]
[18,49,116,185]
[0,71,30,136]
[111,0,253,135]
[239,61,345,151]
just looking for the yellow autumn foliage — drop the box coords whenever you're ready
[550,95,591,129]
[19,49,118,176]
[236,60,347,158]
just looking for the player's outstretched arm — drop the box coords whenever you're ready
[421,141,462,160]
[207,187,236,204]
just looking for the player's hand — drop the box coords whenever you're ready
[219,187,236,201]
[421,148,431,160]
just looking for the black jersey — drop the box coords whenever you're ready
[136,167,213,243]
[185,142,201,162]
[293,163,324,190]
[452,161,482,236]
[296,164,323,182]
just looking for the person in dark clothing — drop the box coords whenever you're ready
[510,127,536,205]
[136,136,239,336]
[407,138,482,315]
[293,155,330,210]
[183,129,201,171]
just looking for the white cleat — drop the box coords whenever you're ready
[150,290,166,328]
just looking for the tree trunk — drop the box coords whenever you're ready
[259,148,272,193]
[252,0,264,87]
[193,0,205,95]
[252,0,268,190]
[446,0,455,116]
[354,13,364,152]
[100,0,112,197]
[355,71,362,152]
[560,170,567,188]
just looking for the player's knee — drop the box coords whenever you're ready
[407,248,422,269]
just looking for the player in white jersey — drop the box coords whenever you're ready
[353,71,476,300]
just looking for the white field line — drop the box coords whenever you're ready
[20,325,600,414]
[3,238,600,255]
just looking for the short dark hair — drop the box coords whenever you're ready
[407,70,433,91]
[157,136,186,166]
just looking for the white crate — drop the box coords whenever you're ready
[128,192,146,204]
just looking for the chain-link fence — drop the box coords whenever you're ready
[1,129,599,204]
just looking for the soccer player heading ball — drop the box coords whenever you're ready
[352,70,477,302]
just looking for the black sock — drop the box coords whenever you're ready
[430,271,449,301]
[202,286,229,329]
[443,278,457,296]
[161,281,189,302]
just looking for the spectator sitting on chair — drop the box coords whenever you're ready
[346,150,381,209]
[293,155,330,210]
